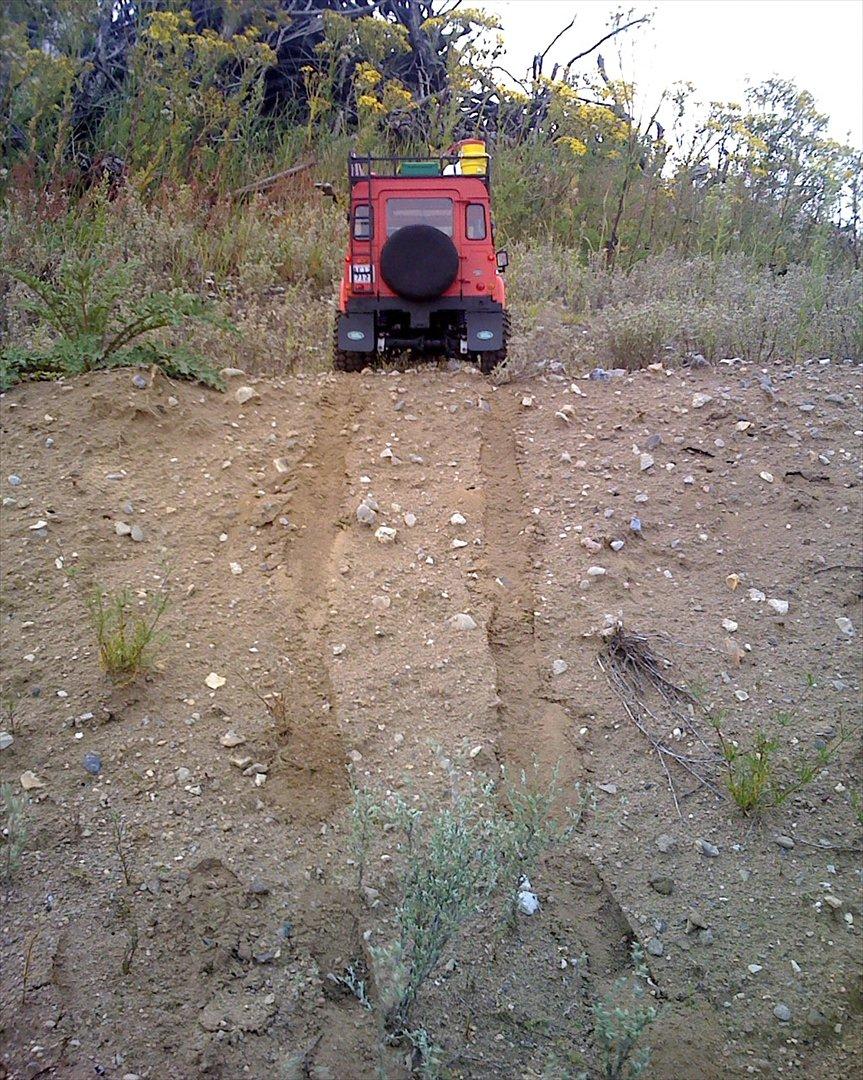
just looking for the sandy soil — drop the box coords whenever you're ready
[1,357,861,1080]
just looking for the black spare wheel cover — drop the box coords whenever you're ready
[380,224,459,301]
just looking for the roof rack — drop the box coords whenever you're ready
[348,151,491,186]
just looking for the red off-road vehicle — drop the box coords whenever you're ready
[333,144,509,373]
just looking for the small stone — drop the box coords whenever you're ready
[447,613,477,631]
[767,598,789,615]
[374,526,397,543]
[639,453,654,471]
[823,894,842,910]
[403,512,417,528]
[356,502,377,526]
[220,367,246,378]
[451,538,468,549]
[450,512,467,526]
[248,878,270,895]
[734,689,750,702]
[649,875,674,896]
[361,885,380,909]
[371,595,391,611]
[697,838,719,858]
[759,471,774,483]
[521,395,534,408]
[552,659,568,676]
[20,770,45,790]
[220,731,246,748]
[748,963,763,974]
[773,1003,791,1023]
[272,458,289,474]
[630,516,642,534]
[82,751,102,775]
[722,618,738,632]
[835,616,855,637]
[205,672,226,690]
[698,928,714,945]
[347,749,363,764]
[517,878,540,915]
[610,539,625,551]
[586,565,607,577]
[235,386,258,405]
[775,834,795,849]
[692,393,713,408]
[0,732,13,751]
[132,373,148,389]
[8,475,21,486]
[130,525,145,543]
[646,937,664,957]
[176,766,192,783]
[748,588,766,602]
[229,562,243,576]
[655,834,677,854]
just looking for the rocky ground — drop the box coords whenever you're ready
[0,356,861,1080]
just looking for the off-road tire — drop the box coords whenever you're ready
[478,310,511,375]
[332,317,369,372]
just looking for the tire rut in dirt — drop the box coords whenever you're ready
[478,391,574,782]
[265,380,363,821]
[476,391,644,991]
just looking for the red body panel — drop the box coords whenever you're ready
[340,175,506,311]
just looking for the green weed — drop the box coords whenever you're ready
[592,944,657,1079]
[87,584,169,683]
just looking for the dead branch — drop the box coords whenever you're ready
[229,158,315,198]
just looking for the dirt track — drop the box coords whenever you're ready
[1,359,861,1079]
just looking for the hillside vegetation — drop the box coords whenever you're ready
[1,0,861,384]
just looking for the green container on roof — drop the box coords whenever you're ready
[398,161,441,177]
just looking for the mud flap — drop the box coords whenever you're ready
[466,310,504,351]
[337,313,375,352]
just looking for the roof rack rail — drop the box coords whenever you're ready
[348,151,491,186]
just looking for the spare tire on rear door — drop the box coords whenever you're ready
[380,224,459,301]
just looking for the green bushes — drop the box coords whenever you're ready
[87,584,169,683]
[1,255,227,390]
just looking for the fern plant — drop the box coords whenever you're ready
[1,256,230,390]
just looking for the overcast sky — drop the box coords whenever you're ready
[477,0,863,149]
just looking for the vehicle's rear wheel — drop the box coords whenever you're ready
[333,316,370,372]
[478,310,511,375]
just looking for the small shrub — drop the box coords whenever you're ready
[358,754,585,1032]
[87,584,169,682]
[1,256,229,390]
[2,782,28,905]
[714,720,857,816]
[592,944,657,1080]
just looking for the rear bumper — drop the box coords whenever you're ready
[345,295,504,330]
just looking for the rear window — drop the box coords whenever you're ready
[353,203,372,239]
[466,203,487,240]
[386,197,453,237]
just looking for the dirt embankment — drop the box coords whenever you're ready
[1,359,861,1079]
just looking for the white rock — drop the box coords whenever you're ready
[20,770,45,790]
[692,393,713,408]
[205,672,226,690]
[610,539,625,551]
[29,520,48,531]
[447,613,477,631]
[552,659,568,676]
[220,367,246,378]
[767,598,789,615]
[114,521,132,536]
[451,538,468,549]
[521,395,534,407]
[332,643,346,655]
[517,876,540,915]
[722,619,739,632]
[450,512,467,526]
[371,595,391,611]
[403,512,417,528]
[748,588,766,602]
[836,617,855,637]
[586,566,607,577]
[356,502,377,526]
[220,731,246,748]
[229,562,243,576]
[272,457,289,474]
[254,772,267,787]
[235,386,258,405]
[639,453,654,471]
[130,524,145,543]
[374,526,397,543]
[176,767,192,784]
[0,732,13,750]
[580,537,602,554]
[760,471,774,483]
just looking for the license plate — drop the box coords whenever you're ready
[351,263,373,285]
